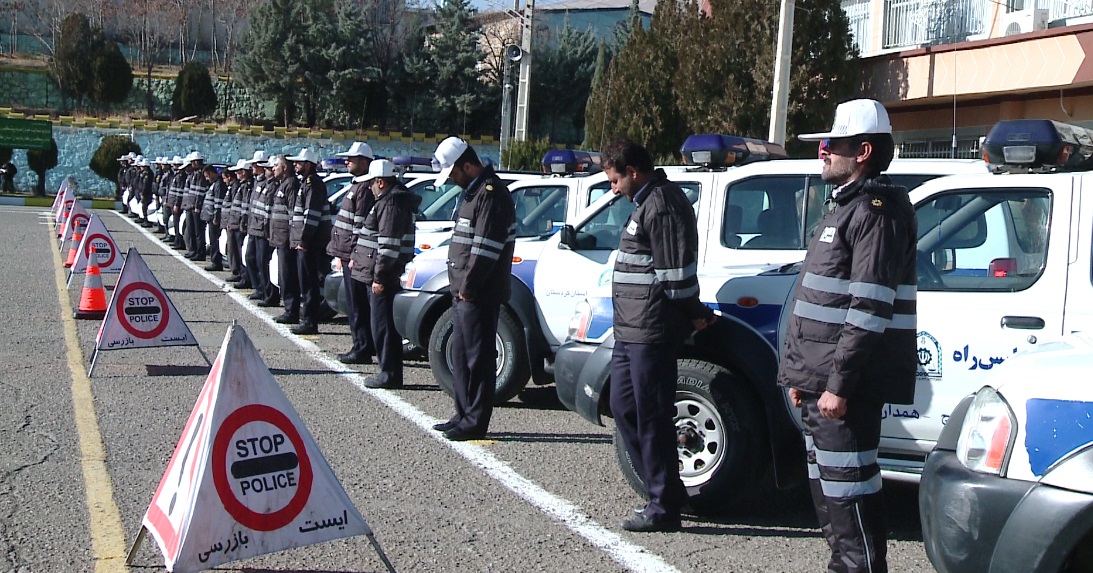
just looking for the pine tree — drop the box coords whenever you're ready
[324,0,380,128]
[427,0,484,134]
[582,40,610,151]
[172,61,218,119]
[236,0,306,126]
[50,13,103,110]
[89,41,134,110]
[530,21,597,144]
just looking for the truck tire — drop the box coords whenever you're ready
[428,306,532,404]
[614,359,767,514]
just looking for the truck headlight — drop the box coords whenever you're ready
[401,264,416,290]
[567,300,592,341]
[955,386,1016,475]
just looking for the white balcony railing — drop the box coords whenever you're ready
[882,0,987,49]
[843,0,873,54]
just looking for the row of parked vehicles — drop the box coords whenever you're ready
[136,122,1093,572]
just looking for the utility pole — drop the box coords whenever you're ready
[768,0,795,146]
[499,48,517,169]
[513,0,533,141]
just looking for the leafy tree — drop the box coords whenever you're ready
[293,0,336,126]
[584,1,690,158]
[89,41,134,109]
[390,23,434,134]
[26,137,58,197]
[529,22,597,145]
[49,12,102,110]
[171,61,218,119]
[501,138,552,171]
[582,40,609,150]
[424,0,484,134]
[323,0,379,128]
[236,0,305,125]
[89,135,141,186]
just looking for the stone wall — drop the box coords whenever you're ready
[0,68,270,122]
[4,126,501,197]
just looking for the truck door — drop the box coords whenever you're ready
[890,178,1070,451]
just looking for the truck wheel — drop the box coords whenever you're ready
[614,359,767,514]
[428,306,532,404]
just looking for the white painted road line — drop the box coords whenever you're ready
[113,212,683,573]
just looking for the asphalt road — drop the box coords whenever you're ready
[0,205,936,572]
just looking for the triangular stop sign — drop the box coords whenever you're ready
[140,324,375,573]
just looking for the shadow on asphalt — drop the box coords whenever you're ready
[685,479,924,543]
[164,288,222,294]
[145,365,211,376]
[498,385,567,412]
[486,431,612,445]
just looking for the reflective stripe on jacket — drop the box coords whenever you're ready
[352,185,421,286]
[611,169,712,343]
[446,167,516,301]
[328,180,373,260]
[777,175,918,405]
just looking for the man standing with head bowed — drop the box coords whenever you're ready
[430,137,516,441]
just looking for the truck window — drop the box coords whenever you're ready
[574,195,634,250]
[513,185,568,237]
[916,190,1050,292]
[587,180,700,207]
[724,176,807,249]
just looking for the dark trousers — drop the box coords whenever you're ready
[243,235,260,289]
[801,395,887,573]
[370,285,402,383]
[227,229,244,276]
[184,209,206,255]
[170,209,181,241]
[278,246,300,317]
[297,246,323,326]
[448,298,499,434]
[206,222,223,265]
[609,340,687,520]
[344,263,374,355]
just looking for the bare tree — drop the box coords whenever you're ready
[22,0,73,56]
[217,0,259,72]
[118,0,176,116]
[1,0,25,55]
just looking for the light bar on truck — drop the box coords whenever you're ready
[679,134,788,169]
[982,119,1093,172]
[541,149,598,175]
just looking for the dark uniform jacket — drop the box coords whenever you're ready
[182,168,208,211]
[248,174,276,240]
[225,178,250,232]
[611,169,712,344]
[169,169,187,209]
[201,178,226,223]
[447,166,516,302]
[327,179,374,260]
[290,172,331,250]
[777,175,918,405]
[352,184,421,286]
[269,175,299,248]
[138,169,154,204]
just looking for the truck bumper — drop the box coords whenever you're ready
[554,339,614,426]
[393,289,448,348]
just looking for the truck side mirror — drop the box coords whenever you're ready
[559,225,576,250]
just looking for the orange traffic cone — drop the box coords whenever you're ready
[74,247,108,320]
[64,224,85,268]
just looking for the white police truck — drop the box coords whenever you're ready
[554,135,1005,510]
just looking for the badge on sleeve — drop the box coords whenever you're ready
[485,184,494,192]
[626,220,639,235]
[819,226,836,243]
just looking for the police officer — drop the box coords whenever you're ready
[225,156,256,283]
[430,137,516,441]
[181,151,209,260]
[328,142,376,364]
[270,155,301,323]
[168,156,187,246]
[354,159,421,388]
[286,148,331,335]
[201,163,231,272]
[779,99,917,573]
[135,158,154,226]
[151,158,169,232]
[117,152,134,212]
[245,154,276,296]
[600,138,715,533]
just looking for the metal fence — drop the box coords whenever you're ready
[898,138,981,158]
[881,0,987,49]
[1037,0,1093,19]
[843,0,874,54]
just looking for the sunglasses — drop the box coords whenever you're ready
[818,137,864,157]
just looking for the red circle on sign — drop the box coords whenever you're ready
[84,234,116,267]
[115,281,169,339]
[72,213,89,229]
[212,404,313,531]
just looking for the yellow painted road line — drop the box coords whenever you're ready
[51,232,129,573]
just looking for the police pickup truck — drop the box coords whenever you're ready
[393,149,628,402]
[553,132,1020,510]
[393,137,834,403]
